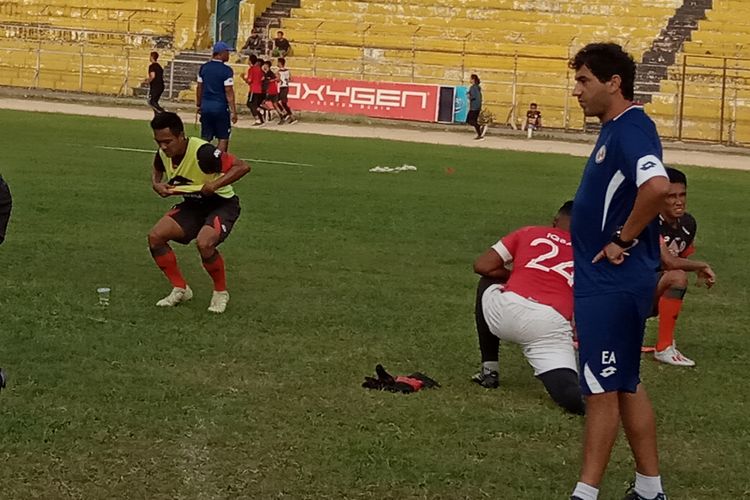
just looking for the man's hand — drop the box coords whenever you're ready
[200,182,217,197]
[696,265,716,289]
[153,183,176,198]
[231,111,238,124]
[592,242,628,265]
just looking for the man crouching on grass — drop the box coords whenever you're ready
[148,112,250,313]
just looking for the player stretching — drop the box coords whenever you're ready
[147,112,250,313]
[654,167,715,366]
[568,43,670,500]
[472,201,584,415]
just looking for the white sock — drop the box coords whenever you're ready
[572,481,598,500]
[482,361,499,373]
[634,472,663,499]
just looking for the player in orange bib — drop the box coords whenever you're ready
[147,112,251,313]
[472,201,584,415]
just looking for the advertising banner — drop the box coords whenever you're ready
[453,86,469,123]
[286,77,440,122]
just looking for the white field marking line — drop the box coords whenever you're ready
[93,145,314,166]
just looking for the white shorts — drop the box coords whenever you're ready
[481,285,577,376]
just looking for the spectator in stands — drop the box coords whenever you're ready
[277,57,297,124]
[242,55,265,126]
[238,30,264,62]
[146,51,166,115]
[466,74,487,141]
[272,31,291,57]
[525,102,542,131]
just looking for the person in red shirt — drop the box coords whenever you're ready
[472,201,584,415]
[242,55,266,125]
[261,60,284,122]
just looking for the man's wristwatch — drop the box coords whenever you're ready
[611,229,635,249]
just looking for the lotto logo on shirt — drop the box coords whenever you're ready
[287,76,439,122]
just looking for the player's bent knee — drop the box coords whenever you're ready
[664,270,688,289]
[195,236,217,256]
[147,230,168,249]
[537,368,585,415]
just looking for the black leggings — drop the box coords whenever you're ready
[148,86,165,114]
[466,109,481,136]
[474,276,585,415]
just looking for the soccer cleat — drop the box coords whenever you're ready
[622,485,668,500]
[208,290,230,314]
[471,370,499,389]
[654,344,695,367]
[473,136,485,141]
[156,286,193,307]
[287,117,298,125]
[480,124,488,138]
[0,367,6,391]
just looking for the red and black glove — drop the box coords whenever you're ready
[362,364,440,393]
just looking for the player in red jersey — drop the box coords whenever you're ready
[653,167,716,366]
[472,201,584,415]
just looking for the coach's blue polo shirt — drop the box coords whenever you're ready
[198,59,234,113]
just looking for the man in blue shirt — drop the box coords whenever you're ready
[196,41,239,152]
[567,44,671,500]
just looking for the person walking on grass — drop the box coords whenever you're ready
[467,74,487,141]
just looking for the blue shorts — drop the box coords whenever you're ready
[575,292,653,395]
[200,109,231,141]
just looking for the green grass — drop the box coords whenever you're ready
[0,109,748,499]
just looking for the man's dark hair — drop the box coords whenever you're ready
[249,54,258,65]
[150,51,159,61]
[277,30,284,36]
[568,43,636,101]
[150,111,184,136]
[666,167,687,186]
[530,102,537,108]
[278,57,286,66]
[558,200,574,217]
[470,73,480,85]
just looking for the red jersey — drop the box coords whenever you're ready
[492,226,574,321]
[247,65,264,94]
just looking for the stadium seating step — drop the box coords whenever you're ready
[254,0,298,32]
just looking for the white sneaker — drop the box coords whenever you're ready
[480,124,488,138]
[654,344,695,367]
[208,290,229,313]
[156,286,193,307]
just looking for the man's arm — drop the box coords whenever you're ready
[151,154,175,197]
[660,242,716,287]
[225,85,238,123]
[196,82,203,110]
[474,249,511,282]
[594,176,670,264]
[201,156,251,196]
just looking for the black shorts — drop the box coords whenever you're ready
[0,175,11,245]
[279,87,289,103]
[265,94,279,104]
[166,195,241,245]
[247,92,264,109]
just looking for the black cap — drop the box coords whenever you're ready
[197,143,223,174]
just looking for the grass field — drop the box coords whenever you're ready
[0,109,748,499]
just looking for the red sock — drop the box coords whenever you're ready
[153,249,187,289]
[202,252,227,291]
[656,296,683,352]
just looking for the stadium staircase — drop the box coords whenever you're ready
[255,0,301,31]
[636,0,713,101]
